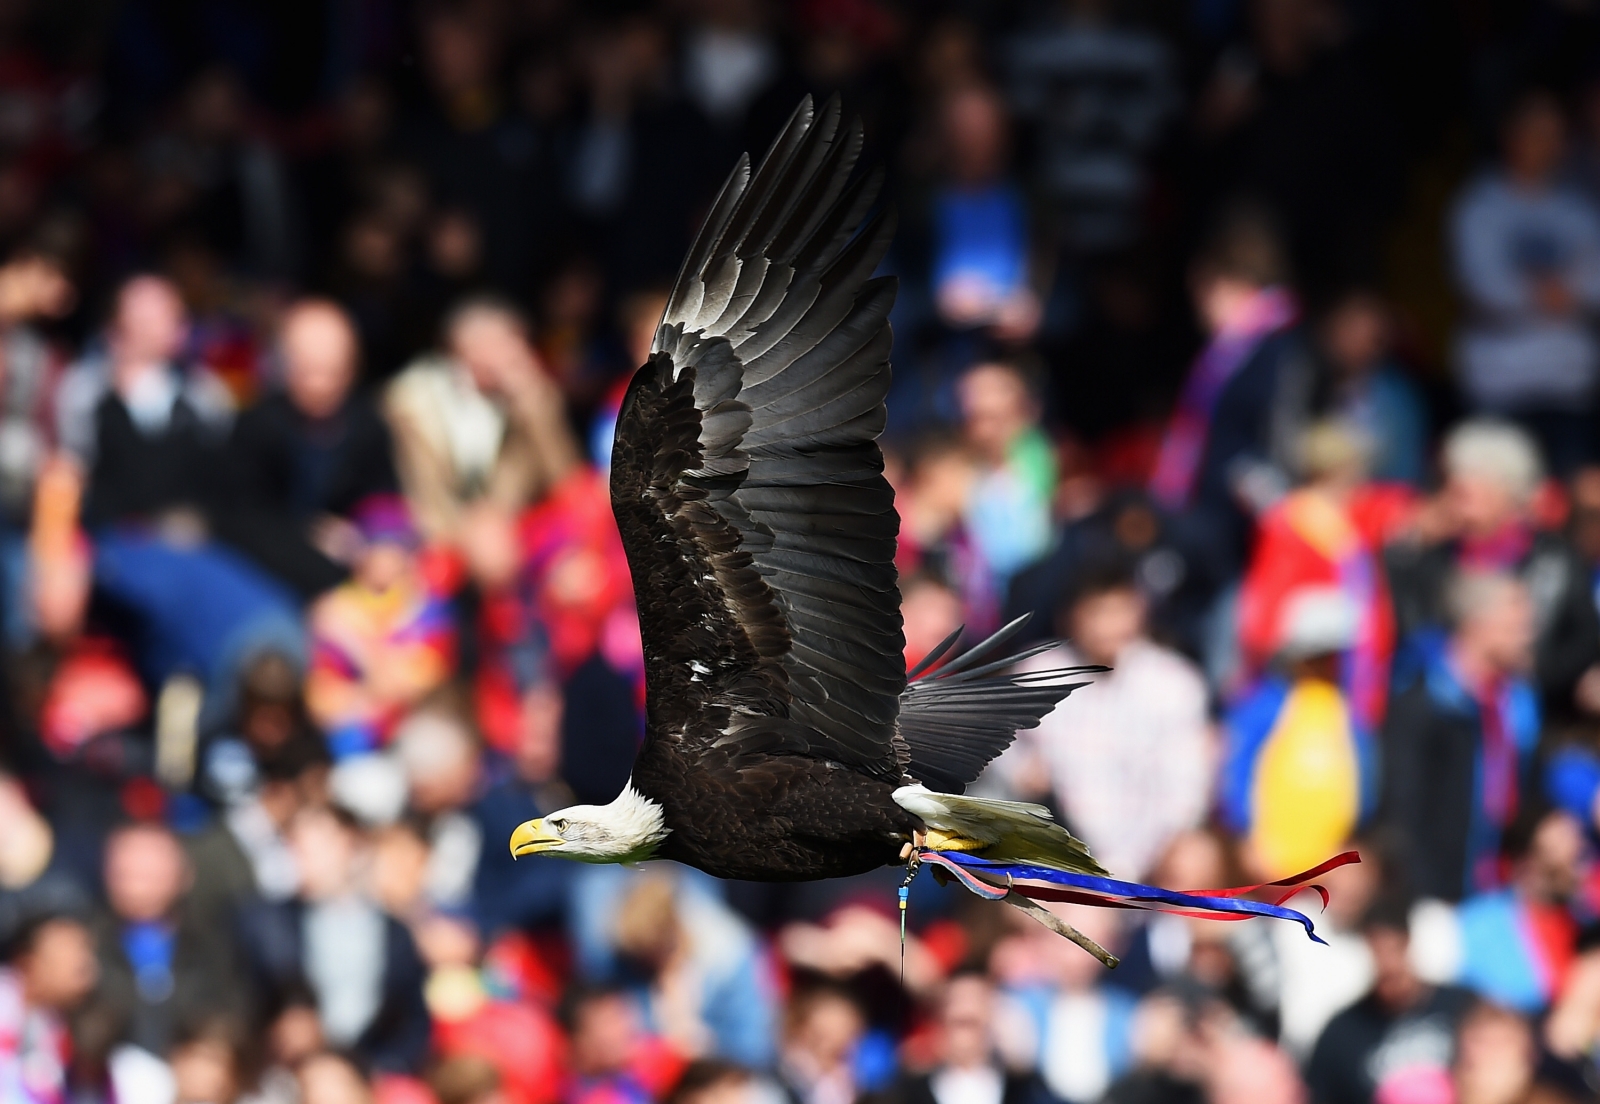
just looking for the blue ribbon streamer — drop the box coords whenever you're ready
[922,851,1329,944]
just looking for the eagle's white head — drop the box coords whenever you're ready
[509,782,670,864]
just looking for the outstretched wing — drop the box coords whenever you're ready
[611,96,906,784]
[898,619,1106,793]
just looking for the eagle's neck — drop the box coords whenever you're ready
[595,781,671,862]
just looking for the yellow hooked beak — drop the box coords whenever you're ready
[509,819,564,858]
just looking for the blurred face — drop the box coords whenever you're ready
[290,808,359,902]
[902,581,964,670]
[450,310,533,394]
[299,1054,372,1104]
[269,1004,324,1066]
[18,919,97,1012]
[958,365,1033,464]
[172,1037,237,1104]
[355,542,413,594]
[1069,587,1146,667]
[1446,471,1523,538]
[1504,98,1566,186]
[789,993,864,1073]
[1572,467,1600,562]
[112,277,187,366]
[1193,274,1263,337]
[515,684,564,783]
[1321,295,1389,377]
[939,976,994,1069]
[1455,1007,1535,1104]
[282,303,358,420]
[1521,811,1584,902]
[1459,582,1535,676]
[571,995,640,1077]
[941,86,1007,185]
[105,825,188,923]
[1366,926,1420,1012]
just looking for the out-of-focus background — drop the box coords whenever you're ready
[0,0,1599,1103]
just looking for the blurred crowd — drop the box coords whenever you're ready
[0,1,1597,1104]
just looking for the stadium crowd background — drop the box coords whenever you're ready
[0,0,1598,1102]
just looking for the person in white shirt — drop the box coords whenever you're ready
[988,561,1212,882]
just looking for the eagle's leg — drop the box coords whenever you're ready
[1003,891,1120,969]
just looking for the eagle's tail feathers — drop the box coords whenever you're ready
[891,785,1108,876]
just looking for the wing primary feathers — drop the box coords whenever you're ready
[906,627,965,682]
[925,615,1035,678]
[614,96,908,787]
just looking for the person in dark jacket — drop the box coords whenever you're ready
[1386,419,1600,719]
[54,275,234,530]
[1382,570,1540,902]
[219,299,399,600]
[81,821,255,1059]
[1148,204,1315,581]
[1306,898,1472,1104]
[242,802,430,1075]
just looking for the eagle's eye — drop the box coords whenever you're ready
[550,817,569,833]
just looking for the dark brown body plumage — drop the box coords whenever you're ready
[633,742,917,881]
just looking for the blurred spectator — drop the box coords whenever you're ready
[1004,490,1216,654]
[1221,587,1375,880]
[1271,835,1386,1059]
[1386,420,1600,718]
[55,275,233,529]
[1310,290,1428,487]
[996,562,1210,882]
[1451,91,1600,475]
[1443,810,1583,1015]
[1003,0,1177,256]
[1149,204,1306,575]
[991,909,1137,1104]
[84,821,252,1060]
[1451,1002,1548,1104]
[249,804,430,1074]
[168,1018,245,1104]
[469,673,576,937]
[1112,830,1279,1031]
[0,254,72,638]
[298,1051,375,1104]
[1383,571,1540,903]
[306,496,454,759]
[1237,421,1412,731]
[777,984,866,1104]
[898,441,994,630]
[90,529,307,732]
[1306,897,1471,1104]
[927,85,1042,343]
[223,299,398,599]
[956,362,1055,586]
[0,913,97,1103]
[392,708,484,916]
[1193,0,1401,294]
[661,1060,763,1104]
[385,298,578,546]
[575,870,777,1068]
[430,1054,510,1104]
[563,984,684,1104]
[886,971,1053,1104]
[140,69,298,283]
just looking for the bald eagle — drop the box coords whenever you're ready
[510,98,1347,959]
[507,96,1103,877]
